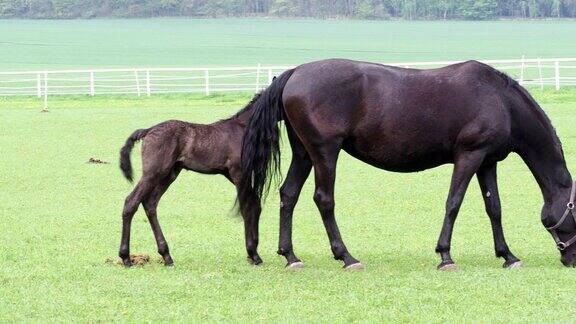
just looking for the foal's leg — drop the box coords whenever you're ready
[435,151,485,271]
[476,163,521,268]
[241,190,262,265]
[278,130,312,268]
[142,167,181,266]
[310,142,361,269]
[230,168,263,265]
[119,178,156,267]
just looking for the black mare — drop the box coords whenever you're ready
[237,59,576,269]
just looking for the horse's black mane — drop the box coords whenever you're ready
[494,67,565,155]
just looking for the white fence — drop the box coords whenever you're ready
[1,57,576,110]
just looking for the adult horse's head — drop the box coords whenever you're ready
[542,181,576,266]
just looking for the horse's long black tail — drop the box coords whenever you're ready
[120,128,149,183]
[237,68,295,213]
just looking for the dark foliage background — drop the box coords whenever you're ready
[1,0,575,19]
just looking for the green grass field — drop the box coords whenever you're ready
[1,89,576,322]
[2,17,576,322]
[1,19,576,71]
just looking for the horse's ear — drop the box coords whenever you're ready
[272,76,277,81]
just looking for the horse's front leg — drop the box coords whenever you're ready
[476,163,522,269]
[435,150,486,271]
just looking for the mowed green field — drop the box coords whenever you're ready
[1,19,576,71]
[1,89,576,322]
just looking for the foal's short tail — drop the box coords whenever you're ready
[237,68,295,213]
[120,128,149,183]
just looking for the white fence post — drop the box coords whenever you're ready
[42,72,48,112]
[204,70,210,96]
[555,61,561,91]
[255,64,261,93]
[146,70,151,96]
[134,70,141,97]
[519,55,525,86]
[89,71,95,96]
[537,58,543,90]
[36,73,41,97]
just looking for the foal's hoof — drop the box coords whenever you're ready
[344,262,364,271]
[247,256,263,266]
[122,259,133,268]
[163,256,174,267]
[286,261,305,270]
[437,263,458,272]
[504,261,522,269]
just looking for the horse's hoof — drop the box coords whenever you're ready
[344,262,364,271]
[505,261,522,269]
[438,263,458,272]
[286,261,305,269]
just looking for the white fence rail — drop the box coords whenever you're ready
[1,57,576,110]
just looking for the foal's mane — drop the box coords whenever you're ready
[215,93,262,124]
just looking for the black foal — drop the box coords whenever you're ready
[118,101,263,267]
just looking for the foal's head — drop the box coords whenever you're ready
[541,181,576,267]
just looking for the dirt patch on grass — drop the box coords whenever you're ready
[87,157,109,164]
[128,254,150,265]
[105,254,160,266]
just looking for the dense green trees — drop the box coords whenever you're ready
[1,0,575,19]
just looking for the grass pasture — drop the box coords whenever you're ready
[1,19,576,71]
[1,89,576,322]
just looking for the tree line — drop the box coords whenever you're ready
[1,0,576,19]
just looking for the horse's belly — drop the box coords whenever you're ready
[342,138,453,172]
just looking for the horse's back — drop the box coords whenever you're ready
[282,59,512,172]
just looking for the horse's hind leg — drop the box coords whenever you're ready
[476,163,521,269]
[119,178,156,267]
[310,141,362,269]
[278,128,312,268]
[435,150,486,271]
[142,167,181,266]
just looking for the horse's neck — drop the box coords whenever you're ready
[511,101,572,202]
